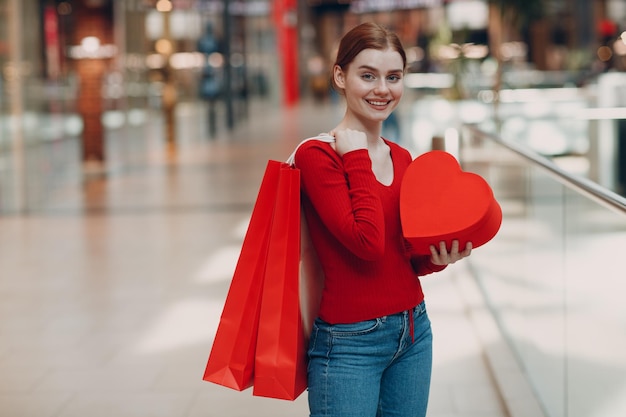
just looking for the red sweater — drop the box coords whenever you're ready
[295,139,445,324]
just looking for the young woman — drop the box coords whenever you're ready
[294,22,472,417]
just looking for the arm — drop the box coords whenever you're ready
[410,254,447,276]
[295,142,386,260]
[408,240,472,276]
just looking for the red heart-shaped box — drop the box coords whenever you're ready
[400,150,502,255]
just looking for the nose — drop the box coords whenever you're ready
[374,79,390,94]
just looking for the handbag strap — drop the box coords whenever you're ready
[286,133,335,167]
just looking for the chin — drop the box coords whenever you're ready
[376,111,395,121]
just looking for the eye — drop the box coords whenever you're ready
[388,74,403,82]
[361,73,376,81]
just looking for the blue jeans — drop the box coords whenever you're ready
[307,301,433,417]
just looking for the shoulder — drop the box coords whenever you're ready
[294,139,340,168]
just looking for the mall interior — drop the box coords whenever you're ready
[0,0,625,416]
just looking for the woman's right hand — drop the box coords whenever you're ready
[330,128,368,156]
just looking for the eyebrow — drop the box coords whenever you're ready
[357,65,404,74]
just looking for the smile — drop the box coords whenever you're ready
[366,99,391,106]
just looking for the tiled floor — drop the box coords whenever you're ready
[0,99,539,416]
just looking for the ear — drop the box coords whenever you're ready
[333,65,346,89]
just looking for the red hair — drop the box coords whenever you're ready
[332,22,407,91]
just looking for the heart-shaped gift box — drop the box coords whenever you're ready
[400,150,502,255]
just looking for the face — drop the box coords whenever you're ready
[334,48,404,125]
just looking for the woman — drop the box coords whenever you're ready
[294,22,472,417]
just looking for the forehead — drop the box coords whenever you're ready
[350,48,404,72]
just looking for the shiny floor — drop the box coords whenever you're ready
[0,99,539,416]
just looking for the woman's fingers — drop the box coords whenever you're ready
[430,240,472,265]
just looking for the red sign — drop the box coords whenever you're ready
[273,0,299,106]
[44,6,61,79]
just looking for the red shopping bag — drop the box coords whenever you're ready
[252,165,309,400]
[203,160,282,391]
[299,207,324,339]
[287,135,329,338]
[203,136,328,400]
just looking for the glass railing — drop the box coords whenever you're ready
[460,124,626,417]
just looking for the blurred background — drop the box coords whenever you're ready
[1,2,625,417]
[2,0,626,213]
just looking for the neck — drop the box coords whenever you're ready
[336,116,383,146]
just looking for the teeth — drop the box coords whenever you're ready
[368,100,388,106]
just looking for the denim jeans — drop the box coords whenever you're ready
[307,301,433,417]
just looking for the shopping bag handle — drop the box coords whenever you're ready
[286,133,335,167]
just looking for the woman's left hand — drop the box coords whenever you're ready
[429,240,472,266]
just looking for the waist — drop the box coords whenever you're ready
[386,300,426,318]
[318,292,425,324]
